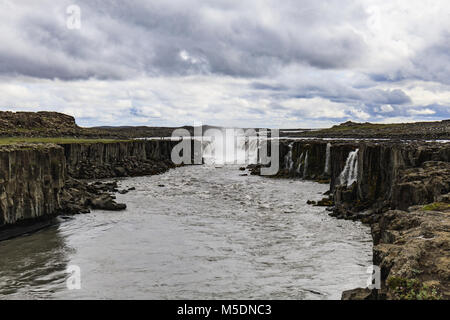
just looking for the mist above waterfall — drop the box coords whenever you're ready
[201,129,259,165]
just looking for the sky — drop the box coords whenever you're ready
[0,0,449,128]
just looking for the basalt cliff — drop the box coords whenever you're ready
[1,111,449,300]
[250,139,450,299]
[0,140,177,240]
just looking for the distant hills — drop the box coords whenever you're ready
[0,111,448,140]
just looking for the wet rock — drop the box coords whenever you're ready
[114,166,127,177]
[59,178,128,214]
[341,288,378,300]
[314,198,334,207]
[247,164,268,175]
[91,195,126,211]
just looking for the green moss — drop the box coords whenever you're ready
[422,202,450,211]
[387,277,442,300]
[0,137,132,145]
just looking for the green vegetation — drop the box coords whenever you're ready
[422,202,450,211]
[387,277,442,300]
[0,137,132,145]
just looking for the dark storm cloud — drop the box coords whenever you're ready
[0,0,449,126]
[410,38,450,85]
[0,0,369,80]
[250,82,288,91]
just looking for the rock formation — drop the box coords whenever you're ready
[0,140,177,240]
[250,138,450,299]
[0,144,65,227]
[62,140,177,179]
[0,111,448,299]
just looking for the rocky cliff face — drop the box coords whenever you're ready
[62,140,177,179]
[0,139,178,235]
[273,139,450,214]
[260,139,450,299]
[0,144,65,227]
[276,139,330,180]
[330,141,450,216]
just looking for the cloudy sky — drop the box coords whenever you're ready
[0,0,449,128]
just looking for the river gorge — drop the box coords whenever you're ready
[0,165,372,299]
[0,133,449,299]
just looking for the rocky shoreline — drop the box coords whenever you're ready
[249,139,450,299]
[1,111,449,300]
[0,140,178,241]
[0,136,448,299]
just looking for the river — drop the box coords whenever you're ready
[0,165,372,299]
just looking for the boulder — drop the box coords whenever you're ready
[341,288,377,300]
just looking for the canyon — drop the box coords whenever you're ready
[0,112,449,300]
[0,140,178,240]
[250,138,450,299]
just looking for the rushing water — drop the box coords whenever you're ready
[0,165,372,300]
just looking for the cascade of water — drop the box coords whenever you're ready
[339,149,359,187]
[303,151,309,178]
[246,137,259,164]
[201,132,259,165]
[296,152,304,174]
[202,138,215,165]
[324,143,331,175]
[284,143,294,172]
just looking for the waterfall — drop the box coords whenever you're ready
[244,136,259,164]
[324,143,331,175]
[296,152,304,174]
[201,132,259,165]
[303,151,309,178]
[285,143,294,172]
[202,138,215,165]
[339,149,359,187]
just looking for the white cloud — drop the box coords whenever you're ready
[378,104,394,113]
[409,108,436,115]
[0,1,449,127]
